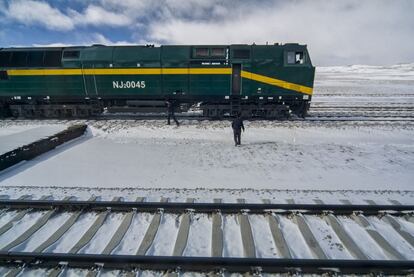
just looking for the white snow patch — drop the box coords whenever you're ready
[304,215,353,259]
[79,212,125,254]
[19,268,50,276]
[338,216,388,260]
[147,214,179,256]
[278,215,313,259]
[367,216,414,259]
[0,211,47,249]
[0,122,412,190]
[395,216,414,235]
[183,213,211,257]
[0,211,18,229]
[249,214,279,258]
[317,64,414,81]
[223,215,244,257]
[13,212,72,252]
[45,212,98,253]
[112,212,152,255]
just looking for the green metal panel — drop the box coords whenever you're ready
[113,46,161,68]
[161,46,191,60]
[162,73,188,95]
[81,46,114,61]
[0,75,85,97]
[161,46,191,95]
[190,74,230,96]
[113,46,160,61]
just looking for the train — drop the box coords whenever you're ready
[0,43,315,119]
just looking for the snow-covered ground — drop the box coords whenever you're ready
[313,64,414,106]
[317,63,414,81]
[0,121,412,191]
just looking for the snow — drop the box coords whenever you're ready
[79,212,125,254]
[147,213,179,256]
[13,212,72,252]
[395,216,414,235]
[0,122,412,190]
[277,215,313,259]
[112,212,152,255]
[338,216,389,260]
[183,213,211,257]
[0,210,18,229]
[45,212,98,253]
[0,124,66,155]
[304,215,353,259]
[317,63,414,81]
[223,215,244,257]
[366,216,414,259]
[19,268,50,276]
[249,214,279,258]
[0,211,47,249]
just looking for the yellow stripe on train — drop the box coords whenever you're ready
[241,70,313,95]
[7,68,312,95]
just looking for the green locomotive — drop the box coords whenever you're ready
[0,43,315,118]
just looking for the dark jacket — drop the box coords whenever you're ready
[232,117,245,132]
[166,100,175,113]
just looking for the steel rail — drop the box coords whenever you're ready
[4,114,414,122]
[0,252,413,274]
[311,106,414,109]
[0,200,413,215]
[305,117,414,122]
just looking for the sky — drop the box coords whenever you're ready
[0,0,413,66]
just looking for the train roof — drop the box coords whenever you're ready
[0,43,308,51]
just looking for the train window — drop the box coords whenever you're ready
[0,52,12,67]
[211,48,225,57]
[10,52,28,67]
[0,70,8,80]
[43,51,62,67]
[63,51,80,59]
[195,48,209,57]
[233,49,250,59]
[287,51,305,64]
[27,51,44,67]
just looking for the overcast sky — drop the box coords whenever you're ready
[0,0,413,66]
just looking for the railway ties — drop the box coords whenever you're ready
[307,104,414,122]
[0,198,413,275]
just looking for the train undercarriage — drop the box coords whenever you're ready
[0,97,310,119]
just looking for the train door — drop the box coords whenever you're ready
[231,63,241,95]
[81,63,98,97]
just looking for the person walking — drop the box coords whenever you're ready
[166,99,179,126]
[231,113,244,146]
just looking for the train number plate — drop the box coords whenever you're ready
[113,81,146,89]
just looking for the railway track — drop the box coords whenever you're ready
[0,198,413,275]
[81,102,414,122]
[95,113,414,122]
[311,107,414,111]
[3,108,414,122]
